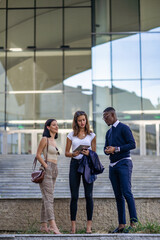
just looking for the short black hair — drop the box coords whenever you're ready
[103,107,115,113]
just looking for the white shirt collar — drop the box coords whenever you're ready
[113,120,119,128]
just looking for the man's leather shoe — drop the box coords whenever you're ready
[123,226,133,233]
[111,227,124,233]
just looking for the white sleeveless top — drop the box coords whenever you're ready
[67,131,96,159]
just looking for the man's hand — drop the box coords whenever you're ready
[105,146,115,154]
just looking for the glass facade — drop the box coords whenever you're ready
[0,0,160,155]
[93,0,160,154]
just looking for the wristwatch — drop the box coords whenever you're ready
[114,146,120,153]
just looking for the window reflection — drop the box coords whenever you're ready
[140,0,160,32]
[0,133,2,154]
[112,81,141,112]
[21,133,31,154]
[0,53,5,91]
[111,0,139,32]
[8,10,34,48]
[7,52,34,91]
[0,0,6,8]
[35,93,64,120]
[37,0,62,7]
[36,9,62,48]
[95,0,110,34]
[0,10,5,48]
[64,90,92,120]
[92,40,111,80]
[7,133,18,154]
[7,94,34,120]
[146,125,156,155]
[142,80,160,110]
[65,8,91,48]
[141,32,160,78]
[0,94,5,121]
[112,34,140,79]
[128,124,140,155]
[8,0,34,8]
[36,51,63,90]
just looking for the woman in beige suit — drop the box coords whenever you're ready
[36,118,61,234]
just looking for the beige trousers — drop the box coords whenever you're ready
[39,162,58,222]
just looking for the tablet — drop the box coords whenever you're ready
[73,145,90,152]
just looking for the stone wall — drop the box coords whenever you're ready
[0,198,160,232]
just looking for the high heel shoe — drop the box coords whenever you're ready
[40,226,49,233]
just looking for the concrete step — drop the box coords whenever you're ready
[0,155,160,199]
[0,234,160,240]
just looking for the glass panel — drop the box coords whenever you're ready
[0,0,6,8]
[65,8,91,48]
[92,38,111,80]
[37,0,62,7]
[140,0,160,32]
[8,0,34,8]
[64,50,91,86]
[159,125,160,155]
[35,93,64,120]
[93,81,111,113]
[64,49,92,119]
[112,34,140,79]
[7,51,34,91]
[146,125,156,155]
[65,0,91,6]
[0,133,2,154]
[112,81,141,113]
[64,91,92,120]
[95,0,110,34]
[36,51,63,90]
[21,133,31,154]
[6,94,34,120]
[92,80,111,154]
[0,10,5,48]
[111,0,139,32]
[7,133,18,154]
[141,33,160,78]
[0,94,5,122]
[128,124,140,155]
[142,80,160,110]
[36,9,62,48]
[0,52,5,91]
[37,133,42,146]
[8,10,34,48]
[96,118,110,155]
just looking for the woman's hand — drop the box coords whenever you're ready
[72,151,79,157]
[81,149,89,156]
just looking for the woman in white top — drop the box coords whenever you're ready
[65,111,96,234]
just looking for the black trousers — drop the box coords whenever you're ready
[69,158,94,221]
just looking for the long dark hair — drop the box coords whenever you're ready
[72,111,91,136]
[42,119,58,139]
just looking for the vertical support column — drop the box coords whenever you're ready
[3,131,7,154]
[32,131,37,155]
[140,123,146,156]
[61,132,66,154]
[156,123,159,156]
[18,132,21,154]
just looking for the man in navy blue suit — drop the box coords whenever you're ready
[103,107,138,233]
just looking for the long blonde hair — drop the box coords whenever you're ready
[72,111,91,136]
